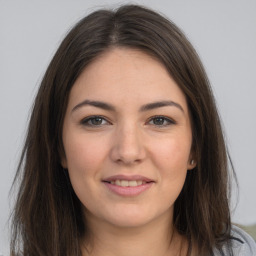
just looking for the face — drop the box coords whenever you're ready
[62,48,195,229]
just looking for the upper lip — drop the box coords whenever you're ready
[102,175,154,182]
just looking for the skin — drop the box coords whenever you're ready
[62,48,196,256]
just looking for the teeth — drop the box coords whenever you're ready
[109,180,147,187]
[121,180,129,186]
[128,180,137,187]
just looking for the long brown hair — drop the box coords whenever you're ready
[11,5,235,255]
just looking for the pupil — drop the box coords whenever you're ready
[92,117,102,125]
[154,117,164,125]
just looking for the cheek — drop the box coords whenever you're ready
[151,136,191,170]
[150,135,191,196]
[64,134,106,173]
[63,135,107,206]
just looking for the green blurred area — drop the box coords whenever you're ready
[237,224,256,241]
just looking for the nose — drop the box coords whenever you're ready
[110,123,146,165]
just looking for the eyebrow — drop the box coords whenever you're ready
[72,100,115,112]
[72,99,184,113]
[139,101,184,112]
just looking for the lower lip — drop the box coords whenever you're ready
[103,182,153,196]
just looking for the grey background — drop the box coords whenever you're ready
[1,0,255,254]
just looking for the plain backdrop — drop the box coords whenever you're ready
[1,0,256,254]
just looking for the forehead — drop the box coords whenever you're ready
[67,47,188,113]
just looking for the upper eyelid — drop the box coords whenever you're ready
[80,115,111,125]
[147,115,176,124]
[80,115,176,125]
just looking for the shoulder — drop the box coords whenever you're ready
[214,225,256,255]
[230,225,256,255]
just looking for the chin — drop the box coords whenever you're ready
[103,207,162,229]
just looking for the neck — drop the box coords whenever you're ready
[81,211,188,256]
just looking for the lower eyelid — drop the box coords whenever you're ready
[148,116,176,125]
[80,116,175,126]
[80,116,110,126]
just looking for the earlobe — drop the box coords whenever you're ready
[188,158,197,170]
[59,145,67,169]
[60,155,68,169]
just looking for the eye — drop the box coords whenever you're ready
[148,116,175,126]
[80,116,110,126]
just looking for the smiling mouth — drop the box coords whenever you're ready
[102,175,155,196]
[103,180,154,196]
[103,180,153,187]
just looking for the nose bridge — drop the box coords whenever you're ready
[110,120,146,164]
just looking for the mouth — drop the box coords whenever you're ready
[103,179,153,187]
[102,175,154,196]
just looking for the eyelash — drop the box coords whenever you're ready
[147,115,176,126]
[80,115,111,127]
[80,115,176,127]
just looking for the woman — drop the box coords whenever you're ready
[11,4,256,256]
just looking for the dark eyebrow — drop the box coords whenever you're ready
[72,100,184,113]
[72,100,116,112]
[140,101,184,113]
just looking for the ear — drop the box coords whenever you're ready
[187,156,197,170]
[61,157,67,169]
[59,146,68,169]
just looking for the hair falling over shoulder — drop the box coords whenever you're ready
[10,4,236,256]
